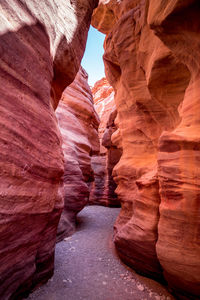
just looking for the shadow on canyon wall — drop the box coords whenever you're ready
[0,0,98,298]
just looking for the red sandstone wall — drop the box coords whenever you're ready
[89,78,122,207]
[92,0,200,298]
[56,67,99,241]
[0,1,98,298]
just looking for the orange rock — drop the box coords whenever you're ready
[0,0,98,298]
[89,78,121,207]
[91,0,120,34]
[93,77,115,154]
[148,0,200,297]
[56,67,99,241]
[92,0,200,297]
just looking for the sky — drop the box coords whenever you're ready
[81,26,105,87]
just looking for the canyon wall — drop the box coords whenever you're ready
[89,78,121,206]
[0,0,98,299]
[56,67,99,241]
[92,0,200,298]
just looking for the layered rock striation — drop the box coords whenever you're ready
[56,67,99,241]
[89,78,121,207]
[149,1,200,297]
[92,0,200,298]
[0,0,98,299]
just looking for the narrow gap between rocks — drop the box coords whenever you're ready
[27,25,174,300]
[28,206,173,300]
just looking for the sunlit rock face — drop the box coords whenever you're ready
[92,0,200,298]
[0,0,98,298]
[56,67,99,241]
[148,1,200,297]
[93,78,114,154]
[89,78,122,207]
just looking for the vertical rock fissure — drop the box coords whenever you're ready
[1,1,200,299]
[55,70,122,242]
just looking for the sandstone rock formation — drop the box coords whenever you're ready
[149,1,200,297]
[92,0,200,298]
[56,67,99,241]
[0,0,98,299]
[92,78,115,154]
[89,78,122,207]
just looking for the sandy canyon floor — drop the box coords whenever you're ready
[28,206,174,300]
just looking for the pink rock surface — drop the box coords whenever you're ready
[0,0,97,298]
[89,78,121,207]
[56,67,99,241]
[93,78,115,154]
[148,0,200,297]
[92,0,200,298]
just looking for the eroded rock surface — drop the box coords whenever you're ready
[0,0,97,298]
[56,67,99,241]
[149,1,200,297]
[89,78,121,207]
[92,0,200,298]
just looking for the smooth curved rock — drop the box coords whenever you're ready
[91,0,121,34]
[0,0,98,298]
[93,78,115,155]
[92,0,200,298]
[56,67,99,241]
[101,108,122,207]
[89,78,121,207]
[148,0,200,297]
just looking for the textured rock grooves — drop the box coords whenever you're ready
[56,73,121,240]
[92,0,200,299]
[56,67,99,241]
[1,0,200,300]
[89,78,122,207]
[0,1,98,299]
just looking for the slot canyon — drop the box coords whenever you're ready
[0,0,199,300]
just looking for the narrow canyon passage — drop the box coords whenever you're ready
[28,206,173,300]
[0,1,200,299]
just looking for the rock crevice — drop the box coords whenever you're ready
[56,67,100,241]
